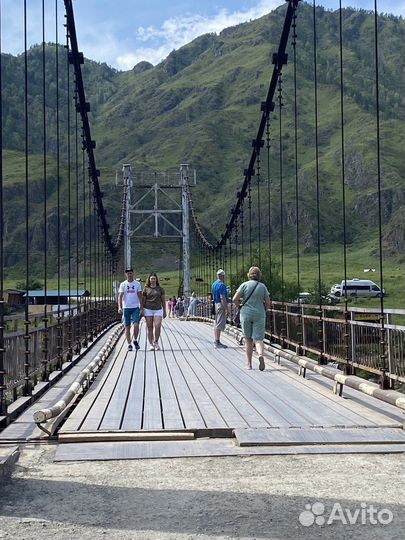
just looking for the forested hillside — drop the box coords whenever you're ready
[2,2,404,275]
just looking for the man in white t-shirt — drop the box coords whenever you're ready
[118,268,143,351]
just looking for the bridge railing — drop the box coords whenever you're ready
[196,300,405,386]
[3,301,119,405]
[269,303,405,385]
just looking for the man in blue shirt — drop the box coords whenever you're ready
[211,269,229,348]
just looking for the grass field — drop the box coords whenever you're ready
[3,240,404,311]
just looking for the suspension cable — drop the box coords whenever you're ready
[23,0,32,396]
[0,0,5,414]
[235,216,239,281]
[55,0,63,370]
[66,22,73,361]
[184,1,300,270]
[312,0,325,362]
[41,0,50,381]
[277,69,286,345]
[265,115,274,337]
[74,87,81,355]
[88,166,94,339]
[266,116,273,295]
[339,0,350,373]
[82,141,88,347]
[240,202,245,272]
[247,176,253,262]
[292,1,303,354]
[373,0,387,388]
[256,143,262,268]
[229,227,233,291]
[64,0,122,257]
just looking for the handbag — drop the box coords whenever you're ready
[234,281,260,326]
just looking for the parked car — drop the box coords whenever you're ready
[333,279,384,298]
[292,292,312,304]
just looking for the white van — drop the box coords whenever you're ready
[335,278,384,298]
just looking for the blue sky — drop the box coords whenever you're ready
[1,0,404,71]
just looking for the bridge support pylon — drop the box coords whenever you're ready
[181,164,191,299]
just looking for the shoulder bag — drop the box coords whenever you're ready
[234,281,260,326]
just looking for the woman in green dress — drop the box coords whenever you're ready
[232,266,271,370]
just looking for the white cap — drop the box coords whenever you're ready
[217,269,225,276]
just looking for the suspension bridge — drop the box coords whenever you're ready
[0,0,404,464]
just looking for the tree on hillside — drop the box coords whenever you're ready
[228,247,299,302]
[15,278,43,291]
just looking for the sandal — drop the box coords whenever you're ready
[258,356,265,371]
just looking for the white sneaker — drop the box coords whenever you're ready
[154,342,160,350]
[149,344,155,351]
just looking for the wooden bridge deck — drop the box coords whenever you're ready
[2,319,405,460]
[54,319,405,459]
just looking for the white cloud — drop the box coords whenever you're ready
[1,1,404,71]
[117,46,171,70]
[133,0,281,66]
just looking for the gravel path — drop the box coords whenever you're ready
[0,444,404,539]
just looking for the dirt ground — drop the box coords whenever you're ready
[0,444,404,540]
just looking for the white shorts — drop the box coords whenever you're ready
[144,308,163,317]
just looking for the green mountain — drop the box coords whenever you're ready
[2,2,404,278]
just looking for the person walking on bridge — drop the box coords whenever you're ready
[232,266,271,370]
[142,272,166,350]
[212,269,229,348]
[118,268,142,351]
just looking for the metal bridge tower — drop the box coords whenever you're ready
[120,164,195,297]
[122,164,132,270]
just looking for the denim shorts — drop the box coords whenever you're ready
[240,312,265,341]
[123,307,141,326]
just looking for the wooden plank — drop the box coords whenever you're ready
[16,385,84,422]
[182,349,249,428]
[289,372,402,427]
[258,367,378,426]
[183,323,313,427]
[234,427,405,447]
[1,335,124,439]
[163,326,227,429]
[267,359,394,427]
[191,349,270,428]
[99,351,138,430]
[120,351,146,430]
[156,323,173,351]
[172,330,252,429]
[51,369,89,388]
[162,321,183,351]
[117,322,148,431]
[0,422,45,440]
[54,439,405,461]
[189,320,365,426]
[154,349,185,430]
[159,344,206,429]
[60,335,128,432]
[78,339,129,431]
[256,353,385,426]
[160,325,211,429]
[142,349,163,430]
[59,431,194,443]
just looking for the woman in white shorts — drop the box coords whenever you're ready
[142,273,166,350]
